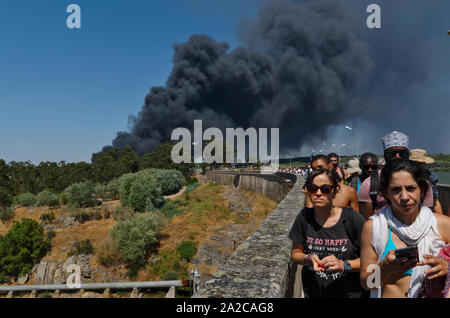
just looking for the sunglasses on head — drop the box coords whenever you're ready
[384,149,409,160]
[306,184,334,194]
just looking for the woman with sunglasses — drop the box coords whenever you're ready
[360,159,450,298]
[289,168,368,298]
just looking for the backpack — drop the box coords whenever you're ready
[369,172,380,212]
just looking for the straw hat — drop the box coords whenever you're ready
[409,148,434,164]
[346,158,362,174]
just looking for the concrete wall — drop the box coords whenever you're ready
[438,184,450,215]
[205,171,293,202]
[193,172,304,298]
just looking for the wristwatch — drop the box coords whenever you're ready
[343,260,352,273]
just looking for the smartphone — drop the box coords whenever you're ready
[394,246,419,262]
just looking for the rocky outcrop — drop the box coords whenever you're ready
[31,254,93,285]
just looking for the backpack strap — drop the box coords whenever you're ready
[369,173,380,211]
[341,208,359,258]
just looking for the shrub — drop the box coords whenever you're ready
[128,173,164,212]
[0,188,13,208]
[67,207,93,224]
[112,205,134,221]
[59,192,69,206]
[16,192,36,207]
[68,239,95,256]
[149,169,186,195]
[103,179,120,201]
[46,231,56,240]
[118,173,138,206]
[186,177,198,186]
[97,237,121,267]
[176,241,197,262]
[110,212,165,267]
[39,212,55,223]
[0,218,51,278]
[102,205,110,219]
[160,202,185,219]
[0,208,14,223]
[36,190,59,207]
[163,271,178,280]
[63,181,98,208]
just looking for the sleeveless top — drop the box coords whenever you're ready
[381,228,413,276]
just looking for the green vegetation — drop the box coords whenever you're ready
[176,241,198,262]
[0,208,14,223]
[36,190,59,207]
[39,212,55,223]
[63,180,98,208]
[151,249,189,281]
[16,192,36,207]
[97,237,121,267]
[68,239,95,256]
[0,187,13,208]
[110,212,165,268]
[0,218,51,282]
[160,202,185,219]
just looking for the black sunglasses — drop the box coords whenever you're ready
[385,149,409,160]
[306,184,334,194]
[362,164,378,171]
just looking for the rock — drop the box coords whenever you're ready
[17,274,28,285]
[43,224,58,231]
[35,261,48,285]
[165,286,176,298]
[27,210,35,215]
[76,254,91,278]
[29,290,37,298]
[6,291,13,298]
[61,248,67,252]
[102,288,111,298]
[54,264,63,284]
[53,290,60,298]
[130,288,143,298]
[82,292,102,298]
[45,262,57,284]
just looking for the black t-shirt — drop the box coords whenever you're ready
[288,207,366,298]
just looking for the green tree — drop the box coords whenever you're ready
[63,180,98,208]
[0,187,13,208]
[110,212,165,267]
[0,218,51,279]
[117,147,139,176]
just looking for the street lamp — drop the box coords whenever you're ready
[331,143,346,164]
[344,125,358,160]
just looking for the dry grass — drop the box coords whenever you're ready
[0,183,278,285]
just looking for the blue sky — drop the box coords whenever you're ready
[0,0,262,163]
[1,0,449,164]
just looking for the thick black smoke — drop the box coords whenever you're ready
[98,0,449,158]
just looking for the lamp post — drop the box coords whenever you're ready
[331,143,346,165]
[344,125,358,160]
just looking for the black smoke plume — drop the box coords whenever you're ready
[97,0,448,158]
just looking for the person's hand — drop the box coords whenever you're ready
[307,254,324,272]
[417,254,449,280]
[380,250,417,284]
[321,255,344,272]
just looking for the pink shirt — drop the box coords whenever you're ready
[358,170,434,214]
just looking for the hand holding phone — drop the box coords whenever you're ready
[394,246,419,262]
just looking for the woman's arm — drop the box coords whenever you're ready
[359,220,379,290]
[292,242,323,271]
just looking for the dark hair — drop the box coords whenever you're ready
[327,153,339,160]
[305,168,341,193]
[311,154,328,165]
[360,152,378,169]
[380,159,429,203]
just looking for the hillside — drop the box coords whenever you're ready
[0,181,278,297]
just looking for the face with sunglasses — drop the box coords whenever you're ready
[384,147,409,161]
[306,174,336,207]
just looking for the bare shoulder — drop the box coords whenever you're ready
[340,184,357,196]
[434,213,450,243]
[362,218,373,233]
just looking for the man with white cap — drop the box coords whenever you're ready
[409,148,443,214]
[358,131,435,219]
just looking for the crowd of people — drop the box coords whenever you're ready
[288,130,450,298]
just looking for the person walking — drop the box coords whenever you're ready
[289,168,368,298]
